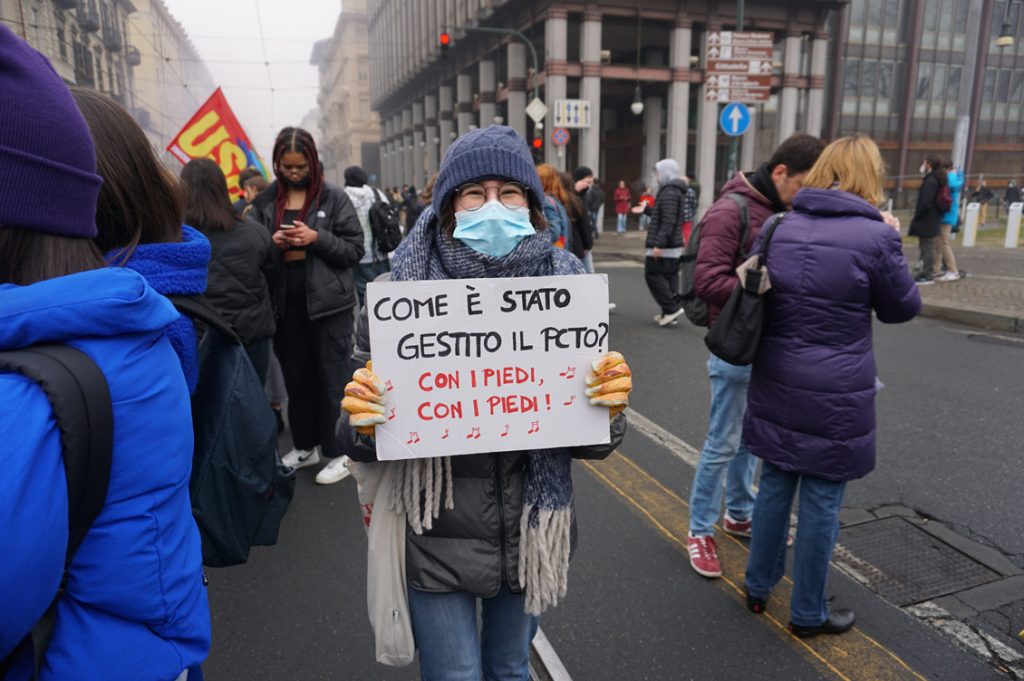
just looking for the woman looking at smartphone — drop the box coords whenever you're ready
[251,127,364,485]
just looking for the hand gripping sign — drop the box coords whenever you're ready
[365,274,611,460]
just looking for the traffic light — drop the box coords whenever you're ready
[532,136,543,149]
[439,32,451,59]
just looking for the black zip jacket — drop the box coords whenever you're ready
[201,219,277,344]
[645,179,695,250]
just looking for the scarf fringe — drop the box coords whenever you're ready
[390,457,455,534]
[518,505,572,616]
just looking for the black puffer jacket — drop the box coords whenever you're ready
[201,219,276,344]
[339,289,626,597]
[251,181,365,320]
[568,191,594,260]
[645,179,695,250]
[909,171,943,239]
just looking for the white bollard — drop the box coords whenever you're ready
[1004,202,1022,248]
[963,202,980,247]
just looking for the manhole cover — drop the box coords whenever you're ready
[836,516,1000,606]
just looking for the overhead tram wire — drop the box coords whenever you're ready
[252,0,275,135]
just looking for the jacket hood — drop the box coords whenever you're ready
[720,171,774,209]
[655,159,681,185]
[344,184,381,210]
[792,188,882,221]
[108,224,210,296]
[0,267,179,351]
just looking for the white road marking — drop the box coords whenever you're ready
[532,627,574,681]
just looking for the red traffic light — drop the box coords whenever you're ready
[532,137,543,149]
[439,32,451,46]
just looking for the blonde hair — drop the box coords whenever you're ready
[802,135,886,206]
[536,163,570,207]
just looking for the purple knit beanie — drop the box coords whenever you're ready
[0,25,102,237]
[431,125,545,216]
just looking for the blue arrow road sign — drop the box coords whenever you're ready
[720,102,751,137]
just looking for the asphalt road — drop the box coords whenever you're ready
[204,262,1020,680]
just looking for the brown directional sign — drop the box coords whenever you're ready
[705,31,775,102]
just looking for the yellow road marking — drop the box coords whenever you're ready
[581,451,929,681]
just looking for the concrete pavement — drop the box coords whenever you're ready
[590,229,1024,333]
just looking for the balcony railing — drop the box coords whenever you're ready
[125,45,141,66]
[76,0,100,33]
[54,0,77,9]
[103,27,122,50]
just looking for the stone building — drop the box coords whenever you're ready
[311,0,381,187]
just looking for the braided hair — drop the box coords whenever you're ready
[271,126,323,228]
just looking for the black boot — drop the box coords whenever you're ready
[745,590,767,614]
[789,608,856,638]
[273,408,285,434]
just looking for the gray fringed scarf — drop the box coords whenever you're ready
[389,207,584,615]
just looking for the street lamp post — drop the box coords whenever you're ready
[951,0,986,173]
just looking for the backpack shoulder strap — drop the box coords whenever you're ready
[168,294,241,345]
[0,344,113,679]
[724,193,751,259]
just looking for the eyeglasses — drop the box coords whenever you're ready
[454,182,528,211]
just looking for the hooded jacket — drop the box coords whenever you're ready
[251,181,365,320]
[201,218,276,345]
[909,170,943,239]
[943,169,965,227]
[344,183,391,265]
[743,189,921,481]
[0,267,210,680]
[694,172,778,326]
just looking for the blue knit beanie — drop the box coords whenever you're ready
[432,125,545,216]
[0,25,102,237]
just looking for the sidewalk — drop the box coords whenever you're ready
[590,229,1024,333]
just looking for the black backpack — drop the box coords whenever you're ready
[368,187,403,254]
[679,193,751,328]
[0,345,113,680]
[171,295,295,567]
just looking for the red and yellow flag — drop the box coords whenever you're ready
[166,87,268,199]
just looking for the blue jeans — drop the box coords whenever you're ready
[408,583,539,681]
[745,461,846,626]
[639,214,651,230]
[616,213,627,232]
[689,354,758,536]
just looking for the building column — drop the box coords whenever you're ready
[695,25,721,215]
[412,100,426,189]
[381,119,391,187]
[401,107,413,186]
[741,107,757,171]
[392,112,403,186]
[667,16,693,175]
[507,42,528,139]
[456,73,473,136]
[424,93,439,178]
[579,6,602,172]
[479,59,497,127]
[806,32,828,138]
[544,8,569,168]
[777,33,802,144]
[643,96,662,177]
[438,84,455,161]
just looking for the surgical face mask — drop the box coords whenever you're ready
[453,200,535,258]
[919,163,928,175]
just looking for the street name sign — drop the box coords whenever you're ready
[553,99,592,128]
[704,31,774,103]
[719,102,751,137]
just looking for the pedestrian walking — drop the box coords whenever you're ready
[537,163,571,249]
[936,164,964,282]
[181,158,277,382]
[0,26,210,679]
[567,167,596,271]
[638,186,655,231]
[687,134,825,578]
[233,166,262,212]
[971,180,994,225]
[909,155,947,286]
[70,86,210,394]
[338,125,631,680]
[344,165,392,307]
[585,176,605,238]
[743,135,921,637]
[1004,180,1021,208]
[632,159,693,327]
[614,180,632,233]
[251,127,365,485]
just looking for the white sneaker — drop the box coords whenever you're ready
[315,455,352,485]
[939,271,961,282]
[658,308,685,327]
[282,446,320,470]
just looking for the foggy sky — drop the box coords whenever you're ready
[164,0,341,164]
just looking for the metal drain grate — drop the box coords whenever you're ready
[835,516,1000,606]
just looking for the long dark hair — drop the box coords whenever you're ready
[0,228,105,286]
[559,171,584,221]
[271,126,323,229]
[181,158,239,233]
[70,87,183,261]
[926,154,948,188]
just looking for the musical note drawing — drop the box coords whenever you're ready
[406,432,421,445]
[385,379,394,392]
[466,427,481,440]
[441,428,450,440]
[388,407,397,421]
[527,421,540,434]
[500,424,510,437]
[563,395,576,406]
[558,366,576,380]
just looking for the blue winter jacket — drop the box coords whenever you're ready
[0,268,211,680]
[943,169,965,227]
[743,189,921,482]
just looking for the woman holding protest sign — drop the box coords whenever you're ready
[338,125,632,680]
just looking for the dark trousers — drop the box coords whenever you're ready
[275,263,354,458]
[645,256,682,314]
[918,236,937,275]
[354,259,391,310]
[244,336,271,385]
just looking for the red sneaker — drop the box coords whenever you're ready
[722,513,752,537]
[688,534,722,578]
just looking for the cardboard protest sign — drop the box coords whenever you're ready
[366,274,610,460]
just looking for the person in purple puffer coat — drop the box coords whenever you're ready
[742,135,921,638]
